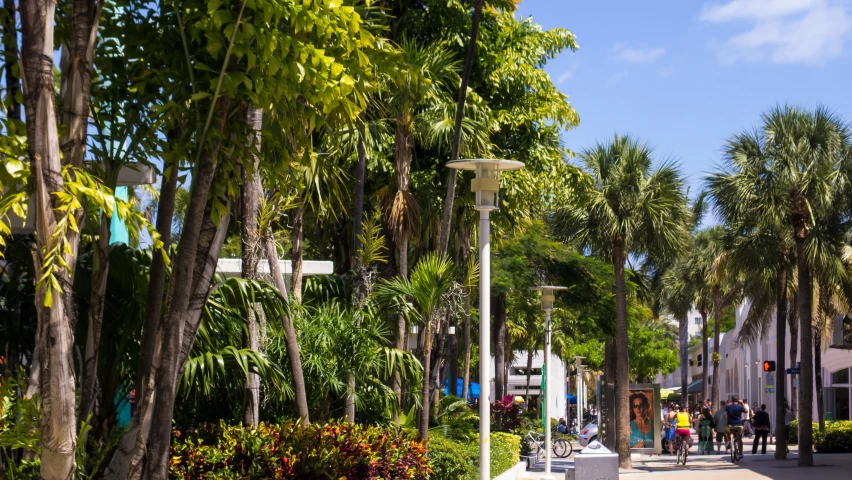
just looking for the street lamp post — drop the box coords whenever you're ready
[447,159,524,480]
[570,356,586,434]
[531,285,567,480]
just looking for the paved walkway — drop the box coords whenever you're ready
[520,434,852,479]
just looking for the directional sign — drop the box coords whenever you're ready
[786,368,800,375]
[765,388,775,393]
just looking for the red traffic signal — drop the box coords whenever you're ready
[763,361,776,372]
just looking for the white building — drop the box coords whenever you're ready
[491,350,567,420]
[656,299,852,424]
[664,307,706,342]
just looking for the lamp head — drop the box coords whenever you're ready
[530,285,567,311]
[446,159,524,211]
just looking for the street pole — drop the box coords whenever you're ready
[544,309,552,479]
[479,210,490,480]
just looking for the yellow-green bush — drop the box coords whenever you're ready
[788,420,852,452]
[428,432,521,480]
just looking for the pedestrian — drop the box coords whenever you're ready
[742,399,753,437]
[713,400,728,454]
[698,407,715,454]
[751,404,770,454]
[784,400,794,454]
[665,403,678,455]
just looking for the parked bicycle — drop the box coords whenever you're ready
[524,430,573,459]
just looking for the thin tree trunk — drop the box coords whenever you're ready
[493,293,506,404]
[795,235,814,466]
[603,336,617,450]
[712,286,722,410]
[525,349,533,405]
[142,96,231,480]
[2,0,20,122]
[438,0,485,255]
[701,309,709,403]
[448,324,459,397]
[135,130,180,410]
[20,1,78,477]
[775,267,788,460]
[264,237,310,424]
[289,199,305,304]
[420,317,432,440]
[59,0,102,168]
[241,105,263,427]
[612,241,631,468]
[815,325,824,432]
[79,208,112,424]
[789,297,799,418]
[352,117,367,256]
[461,291,472,400]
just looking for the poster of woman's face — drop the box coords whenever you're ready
[629,389,655,450]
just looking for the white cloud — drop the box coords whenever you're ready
[557,70,572,84]
[606,71,628,85]
[612,44,666,63]
[700,0,852,64]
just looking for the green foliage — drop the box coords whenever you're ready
[428,434,476,480]
[789,421,852,452]
[489,432,521,478]
[169,421,430,479]
[0,369,40,478]
[429,395,478,442]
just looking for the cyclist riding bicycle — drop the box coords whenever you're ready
[675,404,692,452]
[725,395,746,460]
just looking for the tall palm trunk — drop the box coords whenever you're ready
[346,117,367,423]
[612,240,631,468]
[241,105,263,427]
[701,309,709,403]
[603,336,617,450]
[493,293,506,403]
[814,286,827,433]
[20,1,80,477]
[289,198,305,304]
[788,297,799,418]
[438,0,484,255]
[794,233,814,466]
[461,290,472,400]
[525,349,534,405]
[2,0,20,122]
[264,238,310,424]
[775,267,788,459]
[392,118,413,413]
[712,286,722,409]
[420,317,433,440]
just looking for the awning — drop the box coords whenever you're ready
[687,380,703,393]
[444,378,480,399]
[566,394,577,404]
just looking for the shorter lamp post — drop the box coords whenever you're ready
[531,285,567,480]
[569,356,585,434]
[447,159,524,480]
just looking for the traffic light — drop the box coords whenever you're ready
[763,361,776,372]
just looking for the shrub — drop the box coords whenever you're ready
[428,434,476,480]
[170,421,429,479]
[787,420,852,452]
[491,432,521,477]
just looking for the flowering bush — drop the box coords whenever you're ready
[170,421,430,479]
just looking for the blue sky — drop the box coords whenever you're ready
[516,0,852,197]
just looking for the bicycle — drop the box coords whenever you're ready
[727,426,743,463]
[675,433,689,465]
[524,430,573,459]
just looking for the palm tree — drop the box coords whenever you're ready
[708,106,850,465]
[376,252,457,441]
[550,135,691,467]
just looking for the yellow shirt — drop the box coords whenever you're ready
[676,412,691,428]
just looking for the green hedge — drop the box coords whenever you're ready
[170,421,429,479]
[428,433,521,480]
[788,420,852,452]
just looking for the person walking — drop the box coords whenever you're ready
[713,400,729,455]
[784,400,794,454]
[742,399,753,438]
[698,407,716,454]
[752,404,771,454]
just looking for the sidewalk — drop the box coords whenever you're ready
[520,434,852,479]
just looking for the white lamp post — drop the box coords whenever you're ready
[531,285,567,480]
[569,356,585,435]
[447,159,524,480]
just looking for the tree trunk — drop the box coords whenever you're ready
[775,267,788,460]
[461,291,472,401]
[241,105,263,427]
[20,1,79,477]
[135,135,180,409]
[264,237,310,424]
[612,241,631,468]
[420,317,433,440]
[603,336,617,450]
[795,235,814,466]
[815,325,824,432]
[679,314,688,409]
[701,309,709,403]
[448,323,459,397]
[493,293,506,404]
[712,286,722,410]
[289,198,305,304]
[59,0,102,168]
[79,208,112,424]
[2,0,20,121]
[352,117,367,257]
[525,349,533,405]
[789,297,799,418]
[438,0,485,255]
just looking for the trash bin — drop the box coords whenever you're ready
[565,441,619,480]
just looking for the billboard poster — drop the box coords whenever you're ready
[629,384,662,454]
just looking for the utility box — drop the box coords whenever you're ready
[565,441,619,480]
